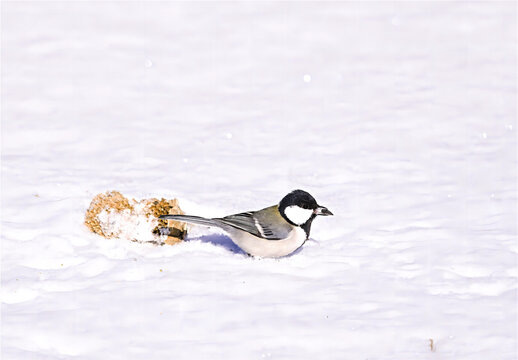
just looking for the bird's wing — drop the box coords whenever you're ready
[216,211,282,240]
[161,206,292,240]
[160,213,279,239]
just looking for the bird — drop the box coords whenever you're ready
[159,189,333,258]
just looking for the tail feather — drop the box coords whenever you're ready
[159,214,220,228]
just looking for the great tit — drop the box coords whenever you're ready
[159,189,333,258]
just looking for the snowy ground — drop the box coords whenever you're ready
[1,2,516,359]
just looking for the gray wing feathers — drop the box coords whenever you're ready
[161,207,290,241]
[159,213,265,237]
[216,212,280,240]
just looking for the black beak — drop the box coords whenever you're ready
[314,206,333,216]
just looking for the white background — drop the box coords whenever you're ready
[2,2,516,359]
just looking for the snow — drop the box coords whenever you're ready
[1,2,516,359]
[96,205,158,244]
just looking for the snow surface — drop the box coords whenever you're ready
[1,2,516,359]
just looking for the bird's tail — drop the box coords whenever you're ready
[159,214,219,228]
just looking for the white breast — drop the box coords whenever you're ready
[230,226,307,258]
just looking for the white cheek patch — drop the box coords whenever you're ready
[284,205,313,225]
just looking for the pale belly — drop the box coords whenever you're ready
[230,227,307,258]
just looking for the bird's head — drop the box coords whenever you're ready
[278,190,333,228]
